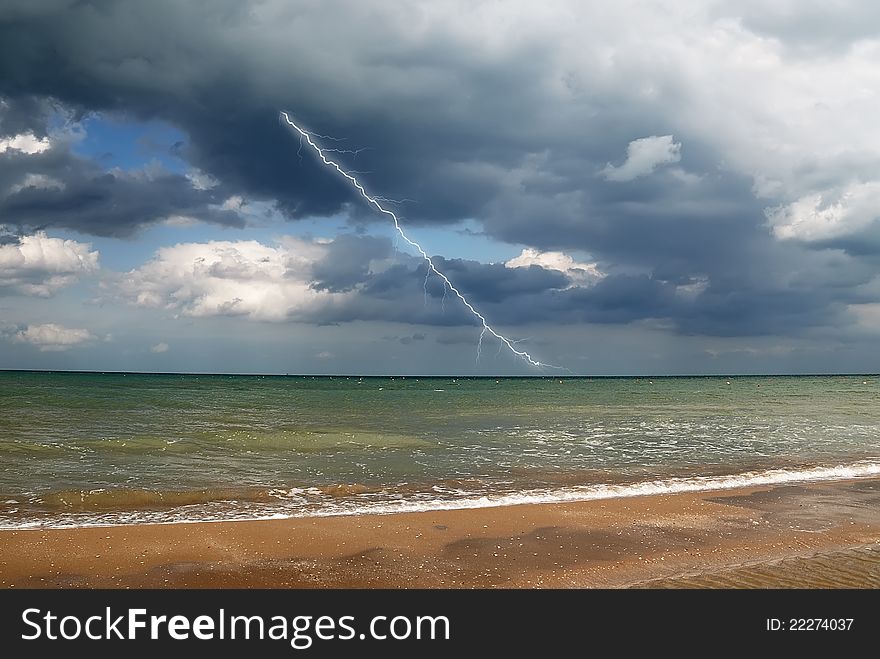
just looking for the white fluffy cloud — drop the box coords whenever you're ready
[0,132,51,155]
[766,181,880,242]
[185,169,219,191]
[119,238,347,321]
[150,342,170,353]
[13,323,95,351]
[505,248,604,286]
[0,232,100,296]
[601,135,682,182]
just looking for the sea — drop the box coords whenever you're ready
[0,371,878,529]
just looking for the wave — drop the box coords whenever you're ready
[341,459,880,515]
[1,459,878,530]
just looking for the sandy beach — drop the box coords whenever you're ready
[1,477,878,589]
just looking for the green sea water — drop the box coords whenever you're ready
[0,371,878,527]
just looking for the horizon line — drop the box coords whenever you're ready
[1,368,877,379]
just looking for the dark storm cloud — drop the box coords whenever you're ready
[0,96,55,138]
[341,256,569,324]
[313,246,663,327]
[812,227,880,258]
[434,331,483,346]
[470,160,870,335]
[308,250,571,328]
[310,234,393,293]
[409,269,677,327]
[0,0,796,243]
[424,258,570,303]
[381,332,426,345]
[0,226,19,245]
[0,141,243,236]
[2,0,878,341]
[302,236,865,338]
[0,0,595,227]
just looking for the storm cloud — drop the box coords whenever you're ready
[0,99,243,236]
[1,0,879,372]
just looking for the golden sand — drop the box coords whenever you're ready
[1,478,878,588]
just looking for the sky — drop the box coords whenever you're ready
[1,0,879,375]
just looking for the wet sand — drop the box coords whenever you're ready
[1,477,879,588]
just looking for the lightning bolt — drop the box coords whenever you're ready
[281,111,563,370]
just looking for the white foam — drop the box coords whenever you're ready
[2,459,878,530]
[301,459,880,517]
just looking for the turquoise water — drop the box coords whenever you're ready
[0,371,878,527]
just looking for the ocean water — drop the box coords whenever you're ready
[0,371,878,528]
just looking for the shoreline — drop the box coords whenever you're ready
[5,458,880,531]
[1,476,879,588]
